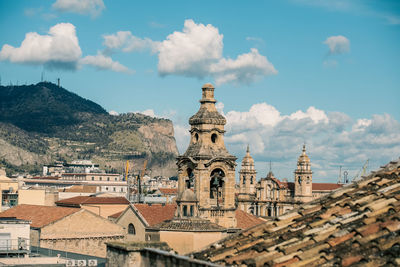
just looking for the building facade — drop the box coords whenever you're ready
[238,145,343,217]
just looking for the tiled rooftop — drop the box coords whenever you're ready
[235,210,265,230]
[0,204,79,228]
[133,203,177,226]
[193,158,400,266]
[149,218,227,232]
[59,185,97,193]
[55,196,129,206]
[158,188,178,195]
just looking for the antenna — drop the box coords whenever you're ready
[338,165,342,184]
[269,160,272,173]
[57,78,60,87]
[41,71,44,82]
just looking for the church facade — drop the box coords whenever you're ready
[175,83,342,228]
[237,145,343,217]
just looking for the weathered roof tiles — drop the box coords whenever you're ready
[192,158,400,266]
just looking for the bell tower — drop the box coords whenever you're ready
[239,145,256,195]
[176,83,237,228]
[294,144,313,202]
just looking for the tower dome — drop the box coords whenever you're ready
[241,145,255,169]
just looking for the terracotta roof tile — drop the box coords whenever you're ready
[0,204,79,228]
[55,196,129,206]
[158,188,177,195]
[235,209,265,229]
[109,210,124,219]
[58,185,97,193]
[312,183,343,191]
[192,158,400,266]
[133,203,176,226]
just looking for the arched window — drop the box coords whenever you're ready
[128,223,135,235]
[211,133,217,143]
[250,176,254,184]
[210,169,225,199]
[243,176,246,185]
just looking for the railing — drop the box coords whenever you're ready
[0,238,30,253]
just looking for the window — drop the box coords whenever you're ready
[115,177,117,181]
[243,176,246,185]
[106,187,108,191]
[128,223,135,235]
[250,176,254,184]
[211,133,217,143]
[113,187,116,192]
[194,133,199,143]
[190,205,194,216]
[91,176,94,181]
[100,177,102,181]
[107,177,110,181]
[183,205,188,216]
[121,188,124,192]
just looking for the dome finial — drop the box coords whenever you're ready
[246,144,250,153]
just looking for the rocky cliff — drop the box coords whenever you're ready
[0,82,179,177]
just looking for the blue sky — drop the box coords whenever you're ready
[0,0,399,182]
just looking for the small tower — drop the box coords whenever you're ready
[176,83,237,228]
[239,145,256,195]
[294,144,313,202]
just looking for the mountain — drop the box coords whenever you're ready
[0,82,179,176]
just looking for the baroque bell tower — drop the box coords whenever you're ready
[176,83,237,228]
[294,144,313,202]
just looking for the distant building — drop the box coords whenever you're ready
[55,195,130,218]
[237,145,343,217]
[0,169,19,211]
[18,187,58,206]
[0,217,30,256]
[0,204,124,257]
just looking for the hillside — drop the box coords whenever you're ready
[0,82,179,176]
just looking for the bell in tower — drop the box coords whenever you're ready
[176,83,237,228]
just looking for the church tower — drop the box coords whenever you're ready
[176,83,237,228]
[239,145,256,195]
[294,144,313,202]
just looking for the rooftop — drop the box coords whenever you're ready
[133,203,177,226]
[0,204,79,228]
[235,210,265,230]
[55,196,129,206]
[149,218,226,232]
[192,158,400,266]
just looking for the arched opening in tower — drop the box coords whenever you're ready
[210,168,225,205]
[186,168,194,189]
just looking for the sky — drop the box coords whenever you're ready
[0,0,399,183]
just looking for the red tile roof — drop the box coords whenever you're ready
[109,210,124,219]
[158,188,177,195]
[133,203,176,226]
[56,196,129,206]
[0,204,79,228]
[235,210,265,230]
[58,185,97,193]
[312,182,343,191]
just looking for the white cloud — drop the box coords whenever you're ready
[323,35,350,54]
[109,110,119,116]
[0,23,81,70]
[52,0,105,17]
[174,124,190,154]
[102,31,159,54]
[210,48,277,85]
[157,19,223,78]
[191,102,400,182]
[81,53,133,73]
[103,19,277,85]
